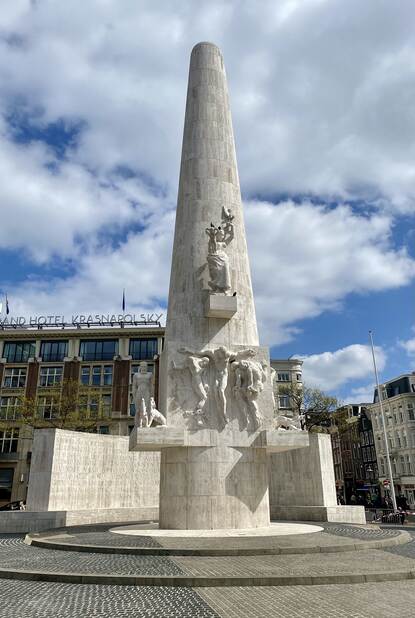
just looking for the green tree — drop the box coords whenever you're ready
[0,379,113,434]
[279,382,341,432]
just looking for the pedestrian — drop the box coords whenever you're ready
[398,507,406,525]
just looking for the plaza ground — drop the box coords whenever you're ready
[1,524,415,617]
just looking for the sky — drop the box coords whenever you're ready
[0,0,414,403]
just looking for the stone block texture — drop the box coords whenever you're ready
[26,429,160,512]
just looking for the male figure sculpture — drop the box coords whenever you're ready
[132,361,152,423]
[172,353,210,421]
[231,359,267,428]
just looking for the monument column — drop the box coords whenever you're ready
[130,42,309,530]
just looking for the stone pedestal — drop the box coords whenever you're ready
[130,427,309,529]
[159,446,269,529]
[268,433,366,524]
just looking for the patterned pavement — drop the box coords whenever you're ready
[0,579,218,618]
[1,527,415,617]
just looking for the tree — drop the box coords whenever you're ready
[279,382,341,432]
[0,379,113,434]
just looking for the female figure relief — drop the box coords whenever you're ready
[205,208,234,294]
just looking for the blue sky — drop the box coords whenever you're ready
[0,0,415,403]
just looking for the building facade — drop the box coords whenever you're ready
[0,322,164,505]
[368,373,415,508]
[330,404,378,505]
[270,358,303,419]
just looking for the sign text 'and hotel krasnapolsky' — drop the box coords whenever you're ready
[0,313,164,327]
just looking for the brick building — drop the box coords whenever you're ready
[0,321,164,505]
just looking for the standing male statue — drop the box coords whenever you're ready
[132,361,153,426]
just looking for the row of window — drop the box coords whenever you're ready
[0,394,113,422]
[372,403,415,429]
[379,455,413,477]
[273,372,302,382]
[2,363,154,390]
[2,338,158,363]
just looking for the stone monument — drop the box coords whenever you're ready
[130,42,365,529]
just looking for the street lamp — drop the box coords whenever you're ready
[369,331,397,511]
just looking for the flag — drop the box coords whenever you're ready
[5,294,9,315]
[122,289,126,312]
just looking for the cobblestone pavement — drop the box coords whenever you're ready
[171,548,415,577]
[196,582,415,618]
[2,533,415,578]
[0,579,218,618]
[322,523,401,540]
[383,529,415,559]
[34,522,401,551]
[0,535,182,576]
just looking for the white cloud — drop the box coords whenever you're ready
[345,383,376,405]
[247,200,415,344]
[0,0,414,360]
[300,344,385,391]
[399,336,415,356]
[5,209,174,319]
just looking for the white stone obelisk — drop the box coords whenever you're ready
[131,42,302,530]
[166,42,259,350]
[129,43,366,528]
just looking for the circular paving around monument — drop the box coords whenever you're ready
[1,527,415,588]
[25,521,409,557]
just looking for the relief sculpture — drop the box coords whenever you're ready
[171,353,210,425]
[231,359,267,429]
[205,207,234,294]
[178,346,256,425]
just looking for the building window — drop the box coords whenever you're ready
[0,429,19,453]
[3,341,35,363]
[40,341,68,362]
[380,459,385,476]
[39,366,63,387]
[278,395,290,409]
[38,396,59,420]
[0,468,14,501]
[129,338,158,361]
[296,373,302,381]
[79,340,118,361]
[98,426,110,434]
[81,365,113,386]
[400,456,406,474]
[406,455,412,475]
[102,394,111,415]
[408,404,415,421]
[80,394,111,418]
[0,397,21,421]
[3,367,27,389]
[403,434,408,447]
[277,373,290,382]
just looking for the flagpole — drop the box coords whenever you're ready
[369,330,397,511]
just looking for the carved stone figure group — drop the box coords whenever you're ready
[172,346,268,429]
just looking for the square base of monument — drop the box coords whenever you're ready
[270,505,366,525]
[204,294,237,319]
[159,446,270,530]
